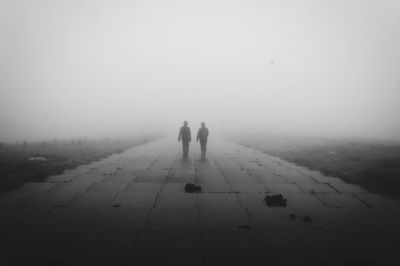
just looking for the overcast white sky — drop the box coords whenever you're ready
[0,0,399,141]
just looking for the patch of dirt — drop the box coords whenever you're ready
[264,194,287,207]
[184,183,202,193]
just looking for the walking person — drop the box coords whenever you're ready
[197,122,209,158]
[178,121,191,157]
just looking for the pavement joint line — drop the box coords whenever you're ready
[382,231,400,247]
[326,183,342,194]
[194,186,206,265]
[296,169,320,183]
[244,207,254,226]
[127,226,146,265]
[271,170,290,183]
[152,192,161,208]
[314,194,329,207]
[85,182,97,193]
[352,194,374,208]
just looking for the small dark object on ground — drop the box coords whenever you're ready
[112,203,122,208]
[54,204,64,208]
[264,194,287,207]
[185,183,202,193]
[237,225,251,229]
[289,214,297,221]
[303,216,312,222]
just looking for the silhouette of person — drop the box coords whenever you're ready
[197,122,209,158]
[178,121,191,157]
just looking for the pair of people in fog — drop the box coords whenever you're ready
[178,121,209,158]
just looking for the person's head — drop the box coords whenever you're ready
[183,121,188,126]
[201,122,206,128]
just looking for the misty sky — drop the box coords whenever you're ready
[0,0,399,141]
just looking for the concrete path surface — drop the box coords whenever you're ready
[1,137,400,265]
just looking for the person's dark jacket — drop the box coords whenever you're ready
[178,126,191,143]
[197,128,209,142]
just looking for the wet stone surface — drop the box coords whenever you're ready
[0,137,399,265]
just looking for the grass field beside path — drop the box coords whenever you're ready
[0,135,158,192]
[236,135,400,199]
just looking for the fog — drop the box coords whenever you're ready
[1,0,400,142]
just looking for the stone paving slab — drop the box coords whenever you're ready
[237,193,269,208]
[71,173,106,183]
[327,179,370,194]
[315,193,368,209]
[297,183,339,194]
[1,137,400,265]
[64,208,147,265]
[112,192,157,208]
[12,182,57,194]
[231,183,267,193]
[46,173,77,182]
[124,182,163,193]
[156,193,198,208]
[102,173,137,182]
[147,208,199,230]
[248,207,299,229]
[0,192,36,210]
[87,182,128,193]
[195,170,226,183]
[132,230,202,266]
[200,183,232,193]
[248,168,287,184]
[264,183,302,193]
[50,181,93,194]
[135,168,168,183]
[354,193,400,209]
[198,193,241,209]
[203,230,279,265]
[200,208,251,230]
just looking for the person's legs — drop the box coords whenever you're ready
[200,140,207,157]
[182,142,187,157]
[183,141,189,157]
[200,142,204,157]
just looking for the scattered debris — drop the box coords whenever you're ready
[289,214,297,221]
[303,216,313,222]
[184,183,202,193]
[264,194,287,207]
[112,203,122,208]
[237,225,251,229]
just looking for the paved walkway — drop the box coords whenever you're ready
[1,138,400,265]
